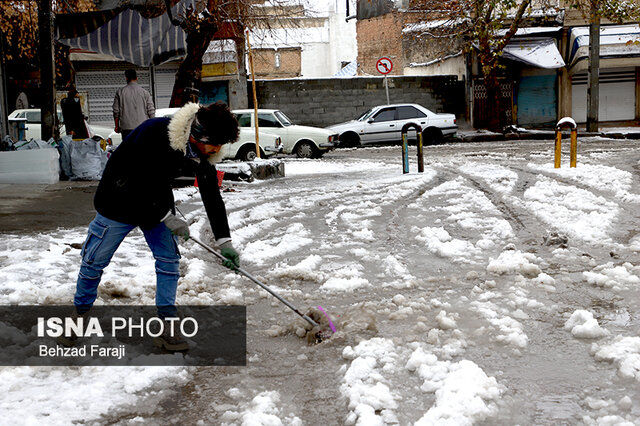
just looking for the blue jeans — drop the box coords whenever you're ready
[74,213,181,318]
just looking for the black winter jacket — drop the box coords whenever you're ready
[94,104,231,240]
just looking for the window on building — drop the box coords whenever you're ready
[397,106,427,120]
[372,108,396,123]
[234,113,251,127]
[275,52,281,69]
[257,113,281,127]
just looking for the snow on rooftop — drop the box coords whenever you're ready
[402,18,468,34]
[503,38,565,69]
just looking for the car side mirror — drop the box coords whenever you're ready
[367,118,374,124]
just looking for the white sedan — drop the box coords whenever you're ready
[232,109,338,158]
[327,103,457,146]
[7,109,122,145]
[156,108,282,161]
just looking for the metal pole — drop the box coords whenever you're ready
[570,129,578,168]
[586,4,600,133]
[402,132,409,174]
[149,64,157,107]
[39,0,56,141]
[384,75,390,105]
[417,131,424,173]
[554,130,562,168]
[189,236,319,328]
[245,28,260,159]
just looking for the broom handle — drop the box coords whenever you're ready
[189,236,319,328]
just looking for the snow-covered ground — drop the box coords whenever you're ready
[1,139,640,424]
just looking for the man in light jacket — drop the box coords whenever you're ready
[113,69,155,140]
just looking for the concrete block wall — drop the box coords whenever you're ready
[249,76,466,128]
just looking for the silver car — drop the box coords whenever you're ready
[327,103,457,147]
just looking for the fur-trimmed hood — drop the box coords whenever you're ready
[167,102,224,164]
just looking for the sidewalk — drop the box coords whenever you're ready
[0,181,97,233]
[455,125,640,142]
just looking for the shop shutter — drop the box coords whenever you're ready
[517,74,557,127]
[572,68,636,122]
[76,66,150,127]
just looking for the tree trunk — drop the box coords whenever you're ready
[586,5,600,132]
[483,66,502,132]
[39,0,57,140]
[169,27,216,107]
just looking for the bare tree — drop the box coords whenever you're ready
[166,0,308,107]
[406,0,557,130]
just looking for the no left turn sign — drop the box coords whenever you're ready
[376,57,393,75]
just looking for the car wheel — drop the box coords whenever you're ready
[295,141,316,158]
[339,132,360,148]
[422,128,443,145]
[238,145,258,161]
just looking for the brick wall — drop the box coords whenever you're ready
[252,48,302,79]
[249,75,465,128]
[356,13,405,76]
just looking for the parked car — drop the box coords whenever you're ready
[7,109,122,145]
[156,108,283,161]
[231,109,338,158]
[327,103,457,146]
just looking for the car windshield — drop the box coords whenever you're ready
[274,111,292,126]
[357,109,375,121]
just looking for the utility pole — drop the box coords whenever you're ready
[586,2,600,133]
[39,0,56,141]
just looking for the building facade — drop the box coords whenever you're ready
[355,0,640,128]
[248,0,358,79]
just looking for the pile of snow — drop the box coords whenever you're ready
[459,163,518,193]
[320,265,370,292]
[415,226,480,262]
[564,310,608,339]
[436,310,457,330]
[284,159,392,176]
[471,298,529,349]
[270,255,324,282]
[487,249,542,277]
[519,176,618,243]
[415,178,514,250]
[341,338,399,425]
[0,366,190,423]
[405,346,503,424]
[220,390,302,425]
[242,223,313,266]
[583,262,640,291]
[528,162,640,203]
[592,336,640,381]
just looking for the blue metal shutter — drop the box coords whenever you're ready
[517,74,557,127]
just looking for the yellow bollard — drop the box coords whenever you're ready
[570,129,577,168]
[555,117,578,168]
[554,131,562,168]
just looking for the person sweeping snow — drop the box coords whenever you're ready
[61,102,241,351]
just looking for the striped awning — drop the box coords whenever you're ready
[56,0,194,66]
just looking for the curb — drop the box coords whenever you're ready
[455,131,640,143]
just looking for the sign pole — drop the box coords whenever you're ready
[245,28,260,159]
[376,57,393,105]
[384,75,390,105]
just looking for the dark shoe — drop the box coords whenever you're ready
[56,309,91,347]
[153,320,189,351]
